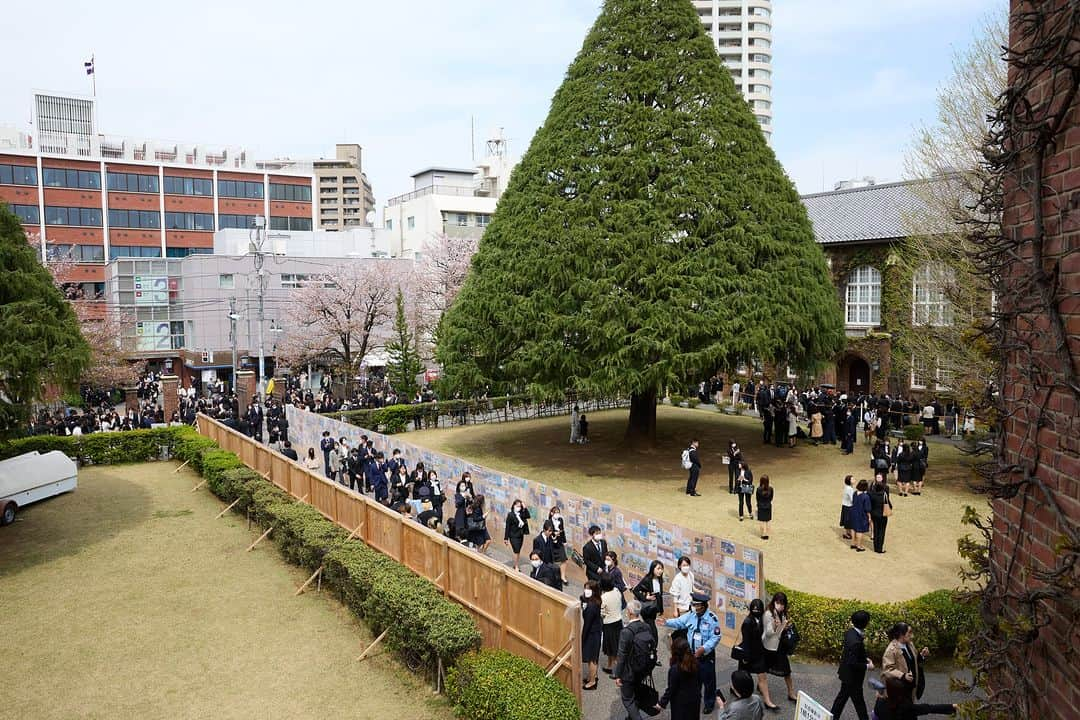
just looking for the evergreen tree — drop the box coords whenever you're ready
[437,0,844,445]
[0,203,89,437]
[385,287,424,399]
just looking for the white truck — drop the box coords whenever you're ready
[0,451,78,525]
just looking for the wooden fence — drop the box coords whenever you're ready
[197,414,582,702]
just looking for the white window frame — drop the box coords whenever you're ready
[845,266,881,326]
[910,357,930,389]
[912,265,953,326]
[218,274,235,289]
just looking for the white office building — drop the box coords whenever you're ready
[693,0,774,138]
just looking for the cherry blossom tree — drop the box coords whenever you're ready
[276,259,411,393]
[414,232,478,344]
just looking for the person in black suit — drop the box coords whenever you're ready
[830,610,875,720]
[582,525,609,583]
[529,551,563,591]
[532,520,556,564]
[280,440,299,462]
[684,439,702,496]
[656,634,702,719]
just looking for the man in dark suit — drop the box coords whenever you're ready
[830,609,874,720]
[684,439,702,496]
[280,440,299,462]
[528,551,563,591]
[532,521,556,564]
[582,525,609,582]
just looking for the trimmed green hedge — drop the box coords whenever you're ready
[0,426,185,463]
[447,650,581,720]
[904,424,926,441]
[765,580,978,662]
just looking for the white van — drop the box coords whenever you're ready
[0,451,78,525]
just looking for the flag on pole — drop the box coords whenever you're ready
[265,378,275,397]
[84,59,94,75]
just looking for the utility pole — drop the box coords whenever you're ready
[228,297,239,392]
[249,217,268,400]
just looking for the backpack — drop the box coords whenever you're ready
[628,623,657,679]
[680,448,692,470]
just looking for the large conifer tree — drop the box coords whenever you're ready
[437,0,844,445]
[0,203,89,437]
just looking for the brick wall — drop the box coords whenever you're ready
[990,1,1080,717]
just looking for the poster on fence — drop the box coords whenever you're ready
[285,405,764,646]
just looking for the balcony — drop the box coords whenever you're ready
[386,184,480,207]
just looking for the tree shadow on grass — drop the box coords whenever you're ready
[0,466,153,579]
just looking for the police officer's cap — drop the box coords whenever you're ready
[690,592,709,605]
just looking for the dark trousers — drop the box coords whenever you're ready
[739,491,753,517]
[686,467,700,494]
[699,654,717,712]
[762,418,772,444]
[728,462,737,493]
[872,515,888,552]
[830,676,869,720]
[823,422,836,444]
[322,451,331,477]
[348,472,360,493]
[619,679,643,720]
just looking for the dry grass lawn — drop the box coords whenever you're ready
[406,405,982,602]
[0,463,452,720]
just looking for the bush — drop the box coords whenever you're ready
[0,426,185,463]
[903,424,926,442]
[765,581,978,662]
[447,650,581,720]
[669,393,685,406]
[687,398,700,409]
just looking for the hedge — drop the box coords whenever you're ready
[0,426,186,463]
[903,424,926,441]
[447,650,581,720]
[765,580,978,663]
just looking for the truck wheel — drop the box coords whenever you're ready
[1,503,14,525]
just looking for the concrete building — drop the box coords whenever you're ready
[260,143,376,231]
[104,228,404,385]
[693,0,774,138]
[382,131,515,259]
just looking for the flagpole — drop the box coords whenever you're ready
[91,54,96,97]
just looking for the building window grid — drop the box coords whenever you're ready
[269,183,312,202]
[10,204,40,224]
[45,206,103,227]
[217,179,264,199]
[912,265,954,326]
[165,211,214,231]
[108,209,161,230]
[0,164,38,186]
[845,266,881,325]
[163,176,213,196]
[43,167,101,190]
[107,172,159,194]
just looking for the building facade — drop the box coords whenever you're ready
[260,143,376,231]
[693,0,774,137]
[800,178,962,398]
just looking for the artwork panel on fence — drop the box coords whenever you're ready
[286,405,764,645]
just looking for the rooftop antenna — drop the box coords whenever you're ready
[486,127,507,158]
[470,116,476,163]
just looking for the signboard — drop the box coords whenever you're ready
[794,691,833,720]
[286,406,765,647]
[133,275,168,305]
[135,321,170,351]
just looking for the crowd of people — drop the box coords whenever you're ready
[28,372,168,435]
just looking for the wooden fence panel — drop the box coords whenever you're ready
[194,414,581,706]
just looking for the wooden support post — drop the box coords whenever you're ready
[545,644,575,678]
[190,478,206,492]
[298,493,309,503]
[261,470,271,481]
[356,628,390,662]
[295,566,323,596]
[343,521,364,543]
[216,498,241,519]
[173,459,191,473]
[246,526,273,552]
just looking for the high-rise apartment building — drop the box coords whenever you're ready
[693,0,773,138]
[313,144,376,230]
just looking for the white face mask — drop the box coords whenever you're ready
[553,513,562,520]
[604,560,613,568]
[531,559,542,568]
[594,534,603,542]
[680,567,690,575]
[513,505,522,512]
[583,588,593,598]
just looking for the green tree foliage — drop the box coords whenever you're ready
[0,203,89,436]
[437,0,843,444]
[385,287,424,399]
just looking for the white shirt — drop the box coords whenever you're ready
[842,485,855,507]
[670,571,695,610]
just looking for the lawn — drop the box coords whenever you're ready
[0,463,452,720]
[406,405,981,602]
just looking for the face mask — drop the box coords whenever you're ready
[553,513,562,520]
[583,588,593,598]
[680,567,690,575]
[594,534,603,542]
[513,505,522,512]
[604,560,613,568]
[531,560,542,568]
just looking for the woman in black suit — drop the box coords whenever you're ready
[502,498,531,571]
[657,634,702,720]
[873,677,956,720]
[632,559,666,617]
[739,598,778,710]
[580,580,603,690]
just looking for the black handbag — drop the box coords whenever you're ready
[779,623,801,655]
[730,644,747,662]
[634,676,660,716]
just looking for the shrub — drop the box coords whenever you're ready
[0,426,185,463]
[765,581,978,662]
[687,398,700,409]
[669,393,685,406]
[446,650,581,720]
[903,424,926,442]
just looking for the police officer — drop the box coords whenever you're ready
[664,592,720,714]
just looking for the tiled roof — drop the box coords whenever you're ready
[800,178,949,245]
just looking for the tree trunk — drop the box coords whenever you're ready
[624,386,657,449]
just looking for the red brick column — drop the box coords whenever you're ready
[123,387,138,412]
[160,375,179,421]
[271,377,287,402]
[235,370,256,411]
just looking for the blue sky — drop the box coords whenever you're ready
[0,0,1001,205]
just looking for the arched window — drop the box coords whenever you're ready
[845,266,881,325]
[912,265,953,326]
